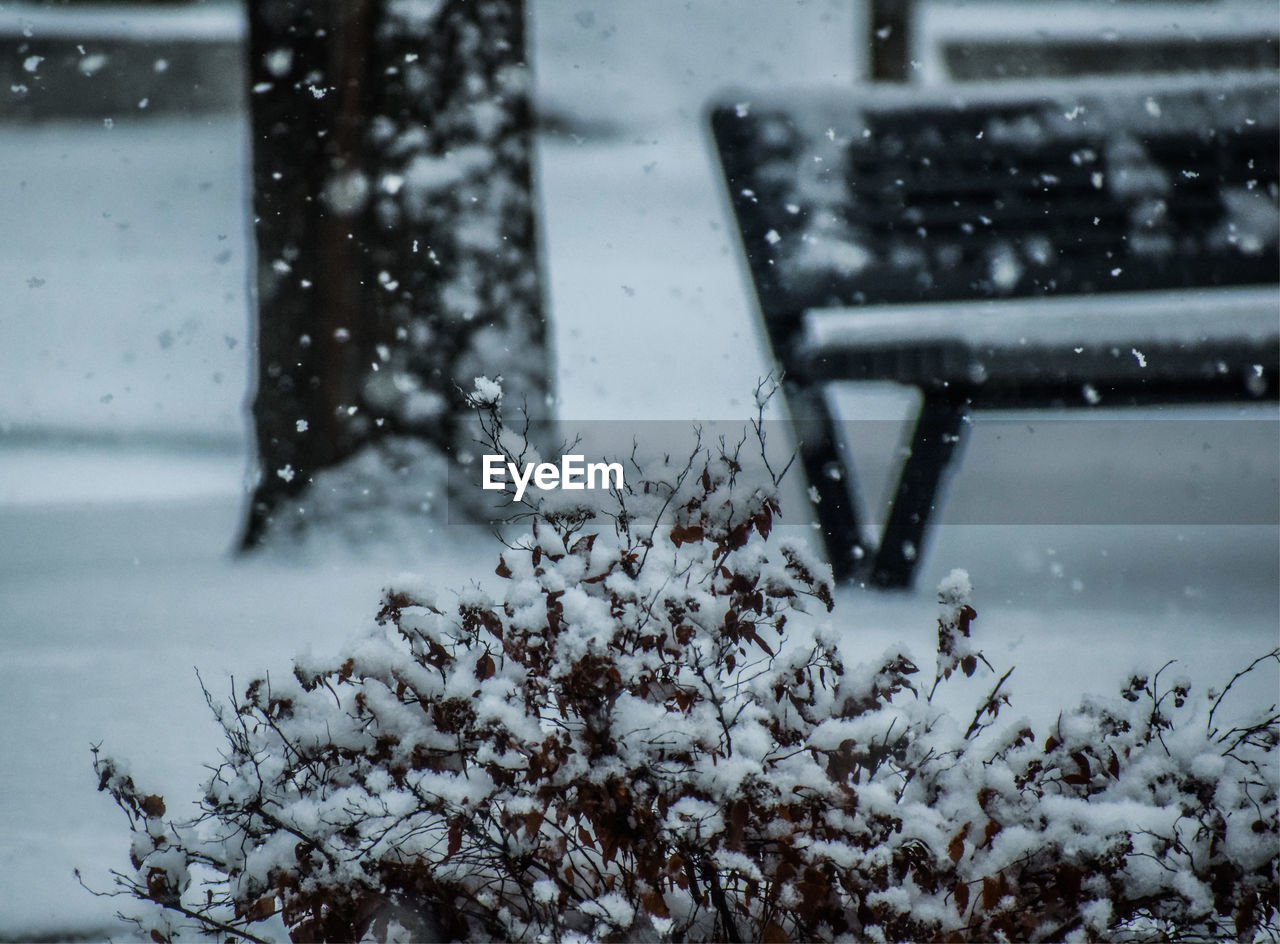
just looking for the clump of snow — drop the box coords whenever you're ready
[466,375,503,408]
[400,146,493,204]
[937,567,972,619]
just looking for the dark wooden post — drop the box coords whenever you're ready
[869,0,914,82]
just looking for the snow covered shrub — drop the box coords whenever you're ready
[93,385,1278,942]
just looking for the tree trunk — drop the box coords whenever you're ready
[241,0,549,548]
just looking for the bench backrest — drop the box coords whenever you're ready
[712,75,1279,340]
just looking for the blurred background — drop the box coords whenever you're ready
[0,0,1276,938]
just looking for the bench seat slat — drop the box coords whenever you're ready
[801,286,1278,349]
[799,287,1278,402]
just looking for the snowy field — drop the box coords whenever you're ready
[1,1,1277,939]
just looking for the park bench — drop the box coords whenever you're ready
[711,73,1279,589]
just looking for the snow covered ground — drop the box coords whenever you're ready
[0,1,1276,939]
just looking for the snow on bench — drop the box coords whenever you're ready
[712,73,1279,588]
[800,286,1277,401]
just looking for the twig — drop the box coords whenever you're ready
[964,667,1015,740]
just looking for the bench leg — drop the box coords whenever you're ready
[871,394,968,589]
[786,383,871,580]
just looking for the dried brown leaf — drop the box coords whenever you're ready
[948,822,969,864]
[141,795,166,819]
